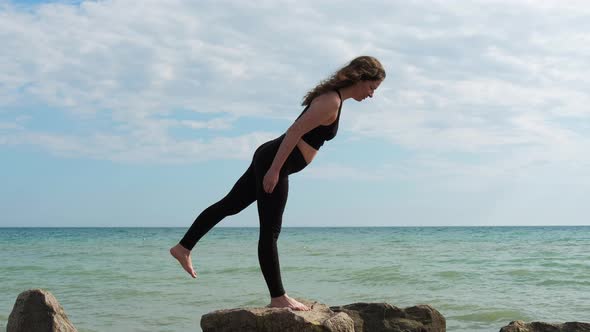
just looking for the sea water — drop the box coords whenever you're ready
[1,227,589,331]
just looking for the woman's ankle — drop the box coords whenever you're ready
[176,243,191,252]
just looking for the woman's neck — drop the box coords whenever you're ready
[338,85,356,101]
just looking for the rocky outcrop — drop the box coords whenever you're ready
[201,298,354,332]
[15,289,588,332]
[201,298,446,332]
[7,289,77,332]
[330,302,446,332]
[500,320,590,332]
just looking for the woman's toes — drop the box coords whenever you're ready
[294,302,309,311]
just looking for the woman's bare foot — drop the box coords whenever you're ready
[169,243,197,278]
[268,294,311,311]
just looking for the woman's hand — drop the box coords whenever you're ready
[263,168,280,194]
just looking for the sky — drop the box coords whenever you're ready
[1,0,589,227]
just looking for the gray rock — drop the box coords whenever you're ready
[499,320,590,332]
[201,298,354,332]
[7,289,77,332]
[330,302,446,332]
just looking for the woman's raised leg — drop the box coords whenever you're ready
[171,163,257,278]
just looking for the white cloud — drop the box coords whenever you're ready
[2,127,279,163]
[0,0,589,176]
[304,163,388,181]
[0,121,22,130]
[179,118,234,130]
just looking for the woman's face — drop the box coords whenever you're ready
[354,79,382,101]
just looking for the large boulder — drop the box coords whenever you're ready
[201,298,355,332]
[201,299,446,332]
[7,289,77,332]
[330,302,445,332]
[499,320,590,332]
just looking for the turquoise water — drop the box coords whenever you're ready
[1,227,589,331]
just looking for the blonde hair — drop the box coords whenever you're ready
[302,56,386,106]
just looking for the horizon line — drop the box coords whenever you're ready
[1,225,588,228]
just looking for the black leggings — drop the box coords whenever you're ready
[179,134,308,297]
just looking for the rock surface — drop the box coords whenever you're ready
[330,302,446,332]
[15,289,588,332]
[499,320,590,332]
[201,298,446,332]
[7,289,77,332]
[201,298,354,332]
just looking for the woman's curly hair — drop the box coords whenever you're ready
[302,56,386,106]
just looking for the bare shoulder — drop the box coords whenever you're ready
[309,90,341,111]
[289,90,341,134]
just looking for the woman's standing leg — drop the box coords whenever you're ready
[255,173,289,298]
[252,143,310,310]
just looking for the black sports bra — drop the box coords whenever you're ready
[294,90,343,150]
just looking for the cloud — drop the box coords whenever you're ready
[0,0,589,177]
[1,127,279,163]
[305,163,388,181]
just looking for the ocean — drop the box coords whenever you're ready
[1,227,589,331]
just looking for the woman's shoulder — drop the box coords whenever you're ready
[310,90,341,109]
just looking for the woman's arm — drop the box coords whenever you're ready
[263,93,340,193]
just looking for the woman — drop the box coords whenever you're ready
[170,56,385,311]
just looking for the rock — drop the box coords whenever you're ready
[201,298,354,332]
[499,320,590,332]
[201,299,446,332]
[330,302,446,332]
[7,289,77,332]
